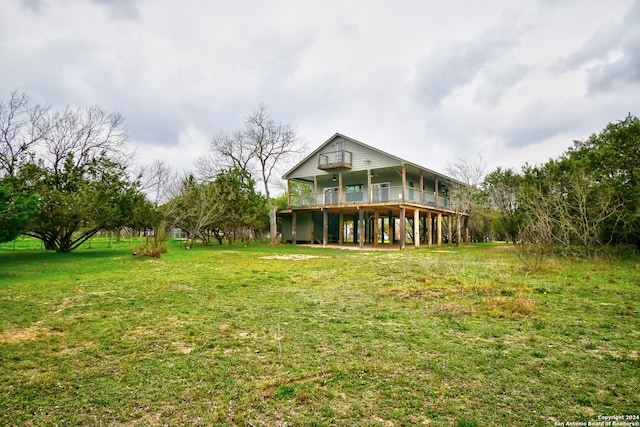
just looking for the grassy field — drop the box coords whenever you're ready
[1,238,639,426]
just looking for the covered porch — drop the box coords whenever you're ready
[279,203,469,250]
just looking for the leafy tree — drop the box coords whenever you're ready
[1,91,147,252]
[0,92,46,242]
[213,167,268,245]
[482,167,521,243]
[565,114,640,246]
[23,153,146,252]
[0,177,39,243]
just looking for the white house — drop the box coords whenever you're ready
[278,133,468,249]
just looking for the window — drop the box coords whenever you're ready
[345,184,363,202]
[335,141,345,163]
[371,182,390,202]
[323,187,339,205]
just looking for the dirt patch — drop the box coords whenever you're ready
[173,341,194,354]
[487,245,515,252]
[261,254,324,260]
[55,291,112,313]
[0,325,63,344]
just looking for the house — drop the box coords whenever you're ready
[278,133,469,249]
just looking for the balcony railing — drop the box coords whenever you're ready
[317,150,353,170]
[289,186,453,209]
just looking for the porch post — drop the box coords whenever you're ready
[399,207,406,250]
[323,209,328,246]
[456,214,462,247]
[367,168,372,203]
[374,210,379,247]
[435,177,439,207]
[420,174,424,204]
[339,212,344,244]
[358,208,365,249]
[291,211,297,245]
[427,211,433,246]
[313,176,318,206]
[414,209,420,248]
[389,211,394,245]
[447,214,453,244]
[338,173,343,204]
[310,212,315,244]
[401,165,407,202]
[287,179,291,207]
[437,213,442,246]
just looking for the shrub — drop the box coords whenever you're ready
[133,244,167,258]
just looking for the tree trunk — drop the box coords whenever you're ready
[269,204,279,245]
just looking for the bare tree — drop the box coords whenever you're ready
[518,163,624,256]
[446,155,486,246]
[208,104,305,244]
[42,105,128,174]
[165,175,224,248]
[0,91,48,177]
[138,160,177,207]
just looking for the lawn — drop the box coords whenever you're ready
[1,238,639,426]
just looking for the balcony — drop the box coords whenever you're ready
[317,150,352,171]
[288,186,453,210]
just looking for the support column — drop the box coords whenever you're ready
[388,211,394,245]
[374,210,379,247]
[367,169,372,203]
[291,211,297,245]
[447,214,453,244]
[420,174,424,204]
[427,211,432,246]
[310,213,315,244]
[339,212,344,244]
[437,213,442,246]
[287,179,291,207]
[435,177,439,207]
[358,208,365,249]
[338,173,343,204]
[401,165,407,202]
[414,209,420,248]
[456,214,462,247]
[313,176,318,206]
[399,207,406,250]
[323,210,328,246]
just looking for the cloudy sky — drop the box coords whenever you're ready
[2,0,639,182]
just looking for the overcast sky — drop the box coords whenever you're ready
[2,0,639,182]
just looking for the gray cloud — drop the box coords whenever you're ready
[22,0,45,12]
[560,0,640,93]
[2,0,639,175]
[90,0,141,20]
[413,26,518,108]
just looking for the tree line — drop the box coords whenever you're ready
[2,90,637,255]
[465,114,640,255]
[0,92,302,252]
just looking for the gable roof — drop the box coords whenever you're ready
[283,132,459,183]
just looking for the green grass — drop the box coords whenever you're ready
[1,238,639,426]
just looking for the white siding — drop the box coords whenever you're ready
[288,136,403,180]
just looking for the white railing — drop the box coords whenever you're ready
[290,186,453,210]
